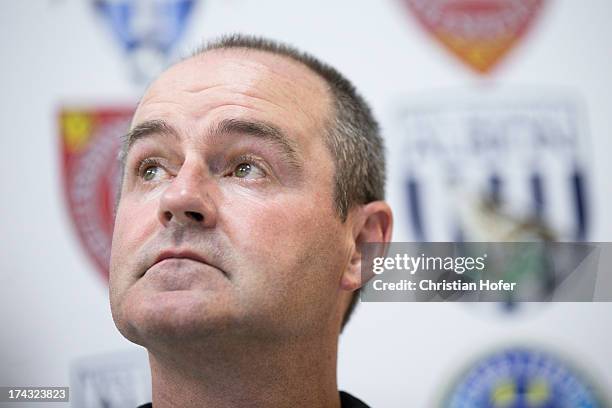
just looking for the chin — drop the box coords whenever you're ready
[115,287,240,346]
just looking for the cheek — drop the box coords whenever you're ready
[110,198,159,275]
[221,187,347,290]
[223,188,331,247]
[222,190,350,330]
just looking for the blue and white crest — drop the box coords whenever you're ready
[94,0,197,83]
[444,348,606,408]
[390,88,591,243]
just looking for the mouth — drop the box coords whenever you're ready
[145,249,215,276]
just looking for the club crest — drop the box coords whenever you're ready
[392,90,590,243]
[94,0,197,83]
[403,0,545,73]
[70,349,151,408]
[60,107,133,280]
[444,348,607,407]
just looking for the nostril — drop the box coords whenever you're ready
[186,211,204,222]
[163,211,172,222]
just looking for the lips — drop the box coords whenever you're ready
[142,248,227,279]
[153,249,210,268]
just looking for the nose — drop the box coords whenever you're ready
[158,160,217,228]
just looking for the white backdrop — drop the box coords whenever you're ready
[1,1,611,407]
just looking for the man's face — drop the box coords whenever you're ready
[109,49,354,345]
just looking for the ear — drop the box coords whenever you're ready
[341,201,393,291]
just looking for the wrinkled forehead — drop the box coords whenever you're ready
[133,48,333,142]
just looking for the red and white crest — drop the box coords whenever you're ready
[403,0,545,73]
[59,107,134,280]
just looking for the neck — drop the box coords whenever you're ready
[147,334,341,408]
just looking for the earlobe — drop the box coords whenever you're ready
[341,201,393,291]
[340,249,363,291]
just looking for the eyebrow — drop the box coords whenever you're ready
[209,118,301,167]
[122,119,178,156]
[122,118,302,169]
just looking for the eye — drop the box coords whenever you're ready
[137,158,167,182]
[143,166,160,181]
[231,161,265,179]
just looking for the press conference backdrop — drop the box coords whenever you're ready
[1,1,611,407]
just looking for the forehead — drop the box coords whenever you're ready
[132,49,333,146]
